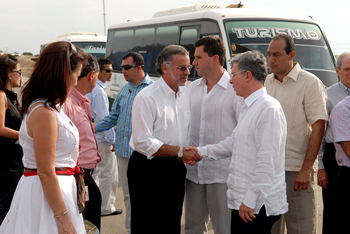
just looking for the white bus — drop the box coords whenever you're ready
[40,32,107,58]
[106,2,338,99]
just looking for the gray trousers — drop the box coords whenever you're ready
[271,171,317,234]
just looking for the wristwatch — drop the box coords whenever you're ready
[177,147,183,158]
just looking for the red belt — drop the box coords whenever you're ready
[24,166,82,177]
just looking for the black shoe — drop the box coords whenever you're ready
[101,209,123,216]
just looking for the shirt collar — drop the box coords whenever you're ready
[339,81,350,95]
[70,87,90,105]
[274,62,301,82]
[129,73,153,88]
[244,87,267,107]
[199,70,231,90]
[97,79,106,90]
[159,76,181,99]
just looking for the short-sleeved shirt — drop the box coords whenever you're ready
[330,96,350,167]
[265,62,328,172]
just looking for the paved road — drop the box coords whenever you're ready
[15,77,324,234]
[101,181,323,234]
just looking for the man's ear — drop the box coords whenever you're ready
[289,50,296,61]
[88,71,95,82]
[161,63,168,75]
[245,70,253,82]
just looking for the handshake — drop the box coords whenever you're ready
[182,146,202,166]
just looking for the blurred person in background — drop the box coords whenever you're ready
[0,41,87,233]
[0,54,23,225]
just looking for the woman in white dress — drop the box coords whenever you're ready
[0,41,87,234]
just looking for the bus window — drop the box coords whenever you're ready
[225,20,338,87]
[180,27,199,80]
[133,28,155,73]
[110,30,134,70]
[154,26,180,74]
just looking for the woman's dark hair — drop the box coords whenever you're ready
[0,54,19,91]
[21,41,87,118]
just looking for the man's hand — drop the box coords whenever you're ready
[239,203,256,223]
[111,144,115,152]
[182,146,201,165]
[317,169,328,189]
[294,168,312,191]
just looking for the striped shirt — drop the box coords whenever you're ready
[95,74,153,158]
[330,95,350,167]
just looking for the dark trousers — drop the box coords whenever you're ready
[83,174,102,231]
[127,151,187,234]
[0,171,22,225]
[335,166,350,233]
[231,206,281,234]
[321,143,339,234]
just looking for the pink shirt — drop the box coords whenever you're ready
[64,88,101,169]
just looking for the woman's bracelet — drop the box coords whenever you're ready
[54,209,68,219]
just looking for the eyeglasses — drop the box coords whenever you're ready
[102,69,113,73]
[11,70,22,76]
[68,41,77,56]
[121,64,143,70]
[165,63,193,72]
[230,71,245,78]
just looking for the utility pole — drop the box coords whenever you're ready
[103,0,107,36]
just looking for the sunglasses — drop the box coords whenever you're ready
[121,64,144,70]
[165,63,193,72]
[103,69,113,73]
[11,70,22,76]
[69,41,77,56]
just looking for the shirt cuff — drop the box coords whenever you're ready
[197,147,208,158]
[243,190,264,209]
[318,159,325,170]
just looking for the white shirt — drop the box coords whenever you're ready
[186,70,243,184]
[86,79,115,145]
[130,77,190,159]
[198,88,288,216]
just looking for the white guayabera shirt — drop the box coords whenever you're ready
[198,88,289,216]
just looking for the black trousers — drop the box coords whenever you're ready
[127,151,187,234]
[83,174,102,231]
[0,171,22,225]
[231,206,280,234]
[335,166,350,233]
[321,143,339,234]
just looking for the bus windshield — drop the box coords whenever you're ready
[73,42,106,58]
[225,20,338,87]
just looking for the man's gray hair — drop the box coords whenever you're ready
[229,51,268,84]
[156,45,189,75]
[79,53,98,79]
[336,52,350,70]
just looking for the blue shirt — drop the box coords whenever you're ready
[96,74,153,158]
[318,82,350,169]
[86,79,115,144]
[330,95,350,167]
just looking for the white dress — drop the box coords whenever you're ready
[0,100,86,234]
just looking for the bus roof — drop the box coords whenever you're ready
[109,7,316,30]
[40,32,106,46]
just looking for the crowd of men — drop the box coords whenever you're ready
[73,33,350,234]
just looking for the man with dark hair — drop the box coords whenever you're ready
[64,54,102,231]
[95,52,153,234]
[128,45,202,234]
[185,36,243,234]
[318,52,350,233]
[191,50,288,234]
[265,34,328,234]
[86,57,122,218]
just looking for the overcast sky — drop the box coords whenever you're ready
[1,0,349,55]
